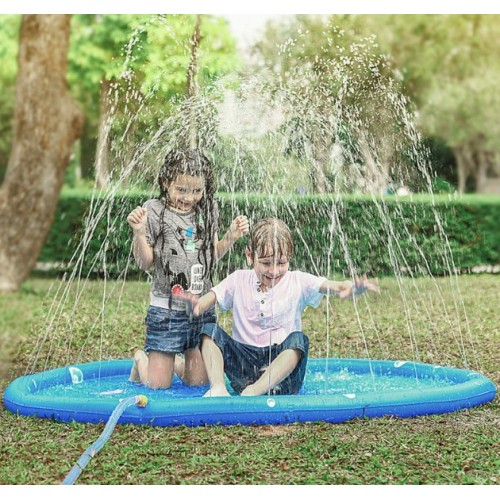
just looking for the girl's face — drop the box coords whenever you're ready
[166,174,205,213]
[247,249,290,290]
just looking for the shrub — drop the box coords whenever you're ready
[39,189,500,278]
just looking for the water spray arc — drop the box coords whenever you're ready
[3,15,495,439]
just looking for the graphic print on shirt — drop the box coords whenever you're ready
[176,225,199,252]
[164,224,206,295]
[147,200,214,303]
[188,264,204,294]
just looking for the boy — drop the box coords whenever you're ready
[175,217,378,397]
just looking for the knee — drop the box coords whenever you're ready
[200,322,218,337]
[201,333,218,350]
[286,331,309,356]
[146,375,172,390]
[200,323,226,347]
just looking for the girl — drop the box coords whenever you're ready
[127,149,249,389]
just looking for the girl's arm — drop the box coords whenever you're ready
[127,206,154,270]
[319,274,379,299]
[215,215,249,260]
[132,230,154,270]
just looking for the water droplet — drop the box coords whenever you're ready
[68,367,84,384]
[394,361,407,368]
[98,389,124,396]
[343,393,356,399]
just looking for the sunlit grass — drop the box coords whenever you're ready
[0,274,498,485]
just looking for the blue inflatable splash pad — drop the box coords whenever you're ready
[3,358,496,427]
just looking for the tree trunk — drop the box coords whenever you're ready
[0,15,83,292]
[184,14,203,149]
[454,144,474,194]
[358,132,389,195]
[310,122,332,194]
[94,78,113,188]
[475,150,489,194]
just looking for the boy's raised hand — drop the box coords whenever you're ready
[229,215,249,239]
[127,206,148,232]
[171,285,199,315]
[339,274,380,299]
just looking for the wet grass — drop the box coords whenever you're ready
[0,274,498,485]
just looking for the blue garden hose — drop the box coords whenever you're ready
[62,395,148,485]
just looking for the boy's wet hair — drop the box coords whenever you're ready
[247,218,293,259]
[156,148,217,281]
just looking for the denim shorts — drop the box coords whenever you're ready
[144,305,216,355]
[200,324,309,395]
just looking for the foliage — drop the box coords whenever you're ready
[252,15,427,194]
[38,189,500,279]
[67,14,240,180]
[371,14,500,187]
[252,14,500,193]
[423,136,457,187]
[0,274,498,484]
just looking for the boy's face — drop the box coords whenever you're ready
[247,249,290,289]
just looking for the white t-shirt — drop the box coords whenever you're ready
[211,269,326,347]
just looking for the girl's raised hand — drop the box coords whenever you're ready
[127,206,148,232]
[230,215,250,239]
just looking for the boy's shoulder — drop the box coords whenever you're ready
[221,269,253,285]
[230,269,253,279]
[286,270,326,287]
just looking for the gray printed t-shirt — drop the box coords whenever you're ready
[144,198,219,311]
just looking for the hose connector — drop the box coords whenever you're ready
[135,395,148,408]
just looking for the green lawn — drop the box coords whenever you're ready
[0,274,498,485]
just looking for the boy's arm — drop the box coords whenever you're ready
[172,287,217,317]
[319,279,354,296]
[319,274,379,299]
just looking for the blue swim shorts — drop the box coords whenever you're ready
[144,305,216,355]
[200,323,309,395]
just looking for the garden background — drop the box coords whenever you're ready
[0,11,498,487]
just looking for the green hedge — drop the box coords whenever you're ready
[39,189,500,278]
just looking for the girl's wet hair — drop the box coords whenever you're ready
[247,218,293,259]
[157,148,217,280]
[158,149,215,201]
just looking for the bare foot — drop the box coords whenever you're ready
[174,355,185,379]
[203,384,230,397]
[128,358,140,382]
[129,350,148,383]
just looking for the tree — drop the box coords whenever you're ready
[68,14,240,188]
[373,14,500,193]
[0,15,21,178]
[253,15,414,194]
[0,15,83,293]
[68,14,148,187]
